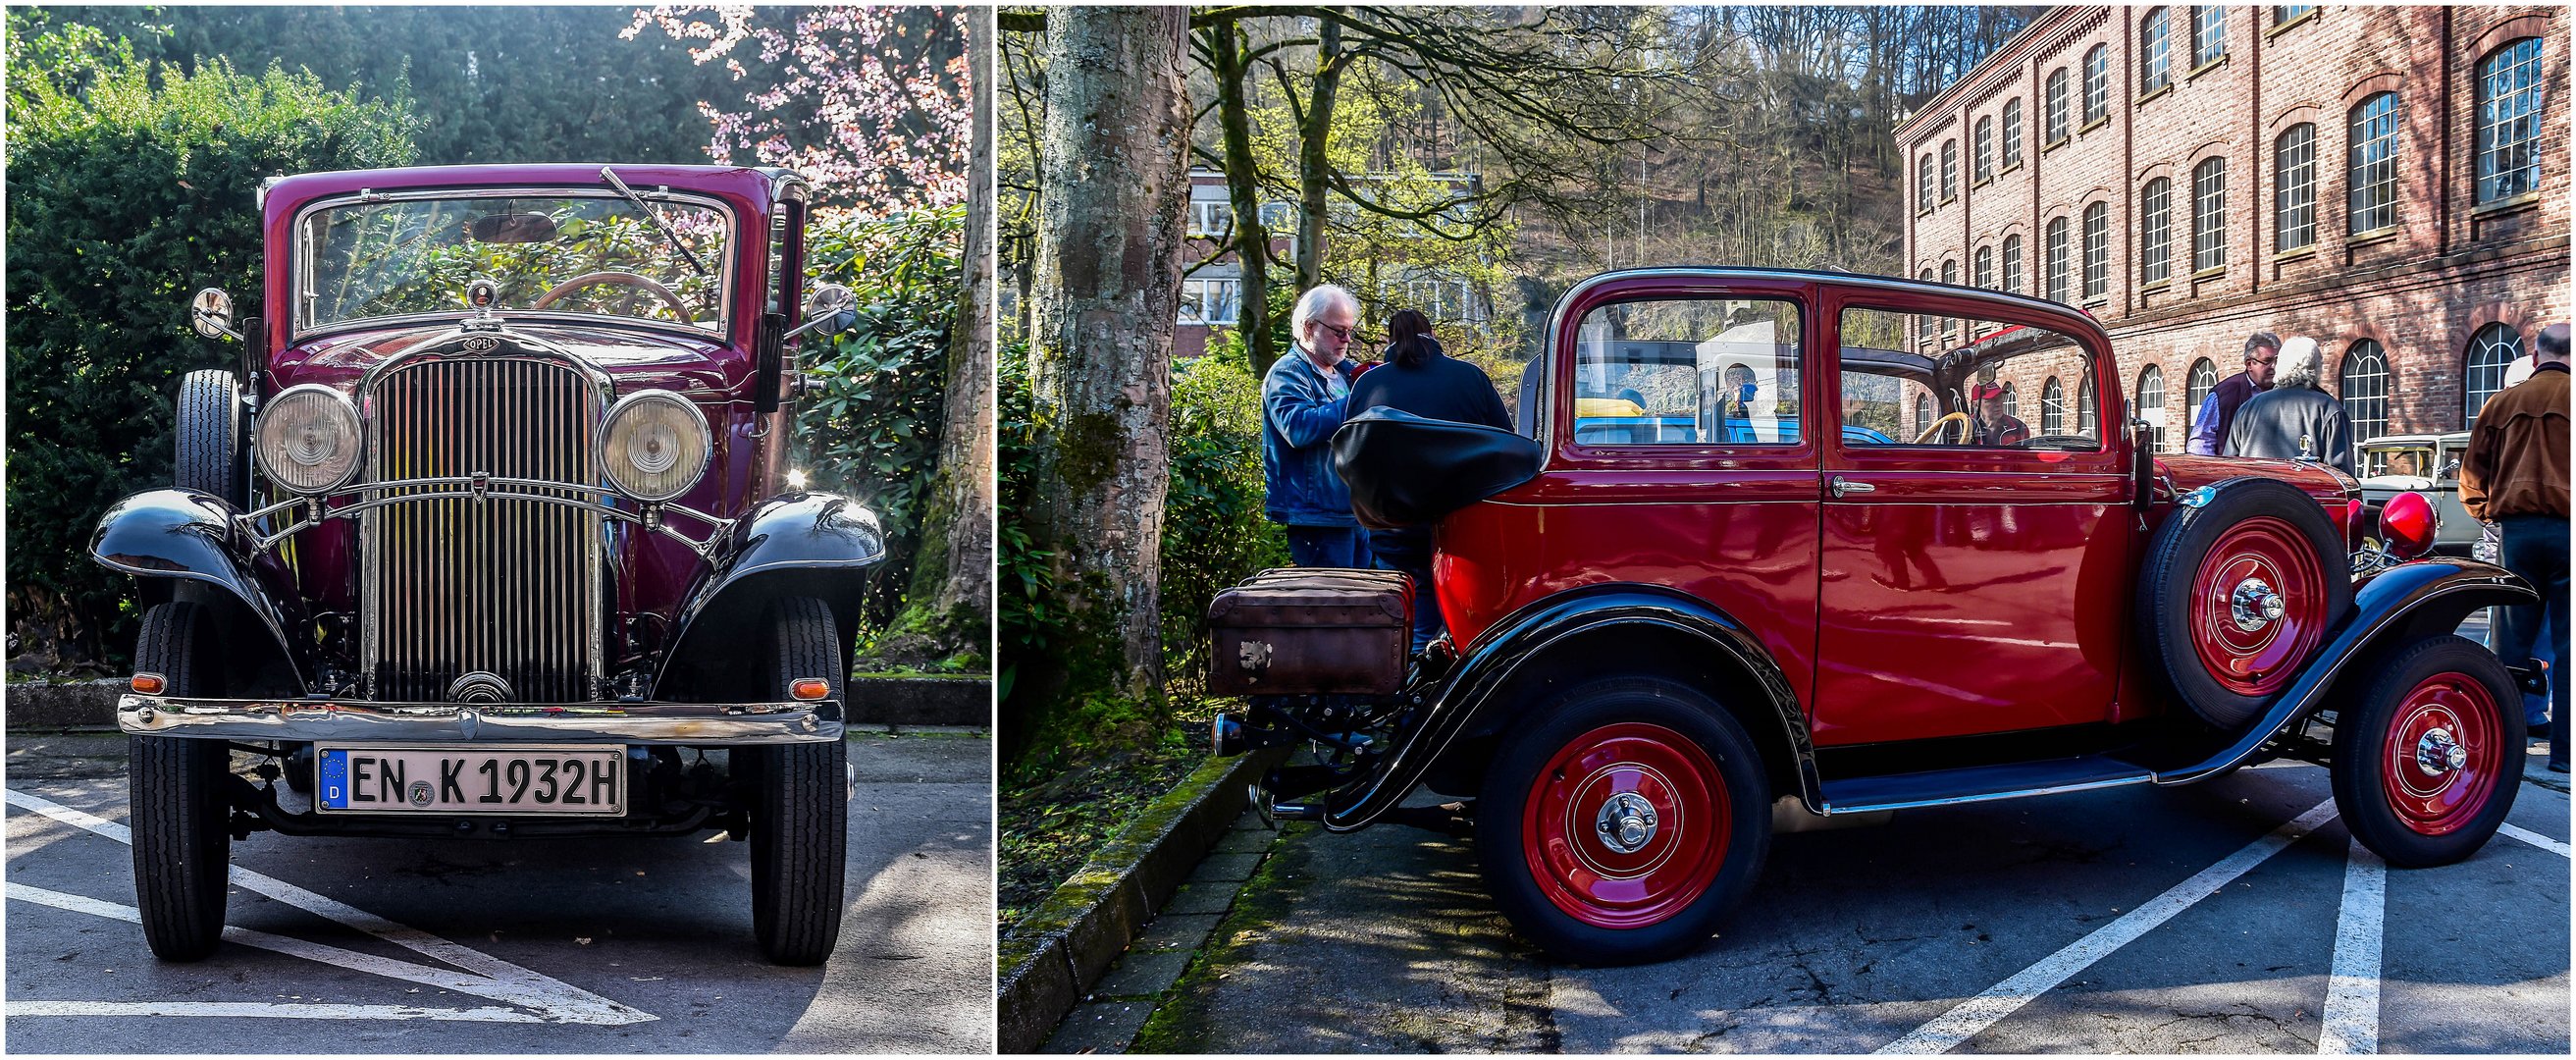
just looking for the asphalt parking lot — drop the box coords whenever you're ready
[4,730,993,1053]
[1111,755,2568,1054]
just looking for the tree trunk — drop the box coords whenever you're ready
[900,5,997,663]
[1022,7,1189,730]
[1205,17,1276,374]
[1293,14,1345,296]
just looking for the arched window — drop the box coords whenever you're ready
[2045,217,2071,303]
[2077,377,2098,436]
[2138,365,2168,452]
[2192,157,2226,273]
[2045,69,2072,143]
[2081,202,2109,300]
[2348,92,2400,233]
[1941,139,1959,200]
[2477,37,2545,203]
[2140,177,2173,286]
[1918,268,1937,345]
[1941,260,1958,338]
[1974,116,1995,183]
[2042,377,2066,434]
[2466,324,2523,426]
[2186,358,2218,432]
[1975,244,1995,289]
[1916,394,1933,434]
[1918,153,1935,213]
[2191,4,2225,67]
[2340,341,2389,441]
[2003,234,2024,292]
[2002,382,2021,421]
[2003,98,2024,168]
[2082,45,2111,125]
[2275,124,2317,251]
[2141,9,2173,93]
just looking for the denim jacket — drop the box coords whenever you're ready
[1261,344,1360,526]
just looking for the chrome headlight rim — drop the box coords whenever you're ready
[596,389,712,504]
[252,384,365,496]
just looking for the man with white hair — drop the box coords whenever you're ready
[1260,284,1370,567]
[2224,335,2355,474]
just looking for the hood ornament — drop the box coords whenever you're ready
[462,278,503,332]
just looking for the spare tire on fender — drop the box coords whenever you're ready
[2137,476,2352,730]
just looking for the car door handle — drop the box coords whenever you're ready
[1830,475,1875,498]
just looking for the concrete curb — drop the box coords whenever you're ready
[996,747,1286,1055]
[4,675,990,730]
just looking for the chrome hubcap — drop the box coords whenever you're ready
[1594,791,1658,854]
[2231,578,2287,632]
[2415,727,2468,776]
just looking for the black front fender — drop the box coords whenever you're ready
[1316,583,1814,830]
[2159,558,2537,783]
[90,488,309,688]
[651,492,887,699]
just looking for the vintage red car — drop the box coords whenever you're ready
[1210,267,2537,965]
[91,164,872,965]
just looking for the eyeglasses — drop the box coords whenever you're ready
[1316,321,1355,343]
[2249,356,2278,366]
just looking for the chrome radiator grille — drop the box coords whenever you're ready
[364,357,603,703]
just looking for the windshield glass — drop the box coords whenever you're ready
[2362,444,2439,479]
[298,192,731,334]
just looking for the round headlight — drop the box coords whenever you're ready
[600,390,711,503]
[253,385,364,495]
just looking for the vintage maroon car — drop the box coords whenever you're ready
[91,164,873,965]
[1210,268,2537,965]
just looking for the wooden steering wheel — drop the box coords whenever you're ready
[1914,410,1971,445]
[533,271,693,324]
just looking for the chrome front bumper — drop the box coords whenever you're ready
[117,695,844,744]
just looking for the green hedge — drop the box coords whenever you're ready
[5,20,417,666]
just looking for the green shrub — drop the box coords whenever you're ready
[4,18,417,666]
[789,204,966,632]
[1158,346,1288,697]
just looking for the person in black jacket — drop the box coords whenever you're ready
[1343,309,1512,653]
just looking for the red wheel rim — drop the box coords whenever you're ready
[1520,722,1729,929]
[2187,516,2328,697]
[2379,670,2503,836]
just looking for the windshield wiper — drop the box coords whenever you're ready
[600,167,710,278]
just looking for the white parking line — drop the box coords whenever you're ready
[1875,798,2341,1055]
[2318,840,2386,1054]
[2499,822,2573,859]
[3,787,655,1026]
[8,1002,550,1023]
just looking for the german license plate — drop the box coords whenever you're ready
[317,745,624,815]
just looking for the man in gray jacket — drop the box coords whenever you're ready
[2225,336,2356,474]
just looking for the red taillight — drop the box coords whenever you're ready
[2380,492,2439,558]
[790,678,831,702]
[131,673,165,695]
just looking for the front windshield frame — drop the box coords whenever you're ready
[289,186,740,342]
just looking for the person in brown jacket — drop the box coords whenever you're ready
[2462,322,2569,772]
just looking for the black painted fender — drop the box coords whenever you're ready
[2158,558,2537,784]
[1318,583,1815,831]
[651,492,887,698]
[89,488,309,687]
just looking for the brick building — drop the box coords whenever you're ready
[1898,5,2566,449]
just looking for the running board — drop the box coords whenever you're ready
[1818,754,2154,815]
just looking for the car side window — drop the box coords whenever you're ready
[1571,297,1803,446]
[1839,306,2101,450]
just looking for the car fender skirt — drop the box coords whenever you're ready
[652,492,885,698]
[90,489,309,688]
[1317,583,1814,831]
[2158,559,2536,784]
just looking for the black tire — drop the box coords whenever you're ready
[129,601,235,961]
[748,597,848,966]
[2331,634,2524,868]
[175,369,243,506]
[1474,676,1769,965]
[2137,476,2352,730]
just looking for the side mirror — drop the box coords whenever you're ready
[189,288,241,342]
[781,283,860,344]
[2438,457,2462,480]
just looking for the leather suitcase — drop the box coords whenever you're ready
[1206,567,1411,695]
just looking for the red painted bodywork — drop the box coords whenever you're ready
[1434,271,2355,747]
[250,165,807,646]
